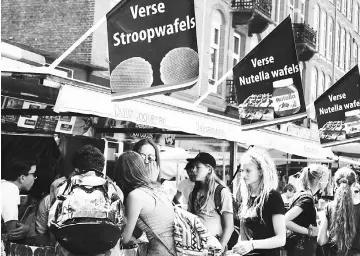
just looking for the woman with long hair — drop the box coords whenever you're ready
[114,151,176,256]
[285,164,330,256]
[133,139,161,183]
[317,167,360,256]
[187,152,234,253]
[232,147,286,256]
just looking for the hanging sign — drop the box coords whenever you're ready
[107,0,198,102]
[315,65,360,147]
[233,16,306,130]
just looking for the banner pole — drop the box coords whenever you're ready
[194,69,233,106]
[49,15,107,69]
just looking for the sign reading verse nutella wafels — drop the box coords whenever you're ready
[315,65,360,147]
[107,0,198,101]
[233,16,306,130]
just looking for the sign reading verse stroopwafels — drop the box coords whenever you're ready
[315,65,360,147]
[233,16,307,130]
[107,0,198,101]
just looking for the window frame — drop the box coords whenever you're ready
[209,20,221,82]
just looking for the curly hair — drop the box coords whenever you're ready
[71,145,105,172]
[329,167,357,254]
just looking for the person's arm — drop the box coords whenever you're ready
[218,189,234,250]
[219,212,234,250]
[121,191,143,244]
[173,191,182,205]
[253,214,286,249]
[285,206,308,235]
[233,214,286,255]
[317,211,329,246]
[7,222,31,240]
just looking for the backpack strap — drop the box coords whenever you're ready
[139,216,176,256]
[214,185,225,216]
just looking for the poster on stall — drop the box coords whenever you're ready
[55,116,76,134]
[233,16,306,130]
[107,0,198,101]
[315,65,360,147]
[17,101,41,129]
[2,97,23,124]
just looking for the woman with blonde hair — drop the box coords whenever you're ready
[285,164,330,256]
[114,151,176,256]
[187,152,234,253]
[232,147,286,256]
[317,167,360,256]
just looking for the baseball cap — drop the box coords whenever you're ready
[187,152,216,169]
[185,160,195,170]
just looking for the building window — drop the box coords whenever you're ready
[299,1,305,23]
[346,32,351,70]
[326,75,332,90]
[347,0,353,20]
[336,0,341,11]
[354,42,358,65]
[314,5,320,51]
[275,0,281,23]
[327,18,334,61]
[233,33,242,67]
[335,23,340,66]
[341,0,347,15]
[312,67,318,101]
[320,10,327,56]
[340,28,345,69]
[317,72,325,98]
[288,0,295,20]
[208,10,222,83]
[355,4,359,33]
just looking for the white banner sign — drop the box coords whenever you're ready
[54,85,335,160]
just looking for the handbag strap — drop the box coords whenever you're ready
[139,216,176,256]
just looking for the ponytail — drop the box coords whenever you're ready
[330,168,357,254]
[299,167,310,190]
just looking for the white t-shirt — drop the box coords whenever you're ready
[177,179,195,205]
[1,180,20,223]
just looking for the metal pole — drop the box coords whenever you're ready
[49,16,107,69]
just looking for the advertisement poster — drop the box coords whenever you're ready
[55,116,76,134]
[233,16,306,130]
[2,97,24,124]
[315,65,360,146]
[107,0,198,101]
[17,101,41,129]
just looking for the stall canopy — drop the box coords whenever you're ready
[52,81,335,161]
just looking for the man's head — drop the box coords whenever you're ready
[184,160,195,182]
[284,183,296,198]
[71,145,105,173]
[8,153,38,191]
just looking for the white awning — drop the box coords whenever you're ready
[54,84,336,160]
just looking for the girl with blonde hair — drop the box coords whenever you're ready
[232,147,286,256]
[285,164,330,256]
[318,167,360,256]
[187,152,234,253]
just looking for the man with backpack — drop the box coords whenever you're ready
[49,145,125,256]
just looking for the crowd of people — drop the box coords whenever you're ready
[1,138,360,256]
